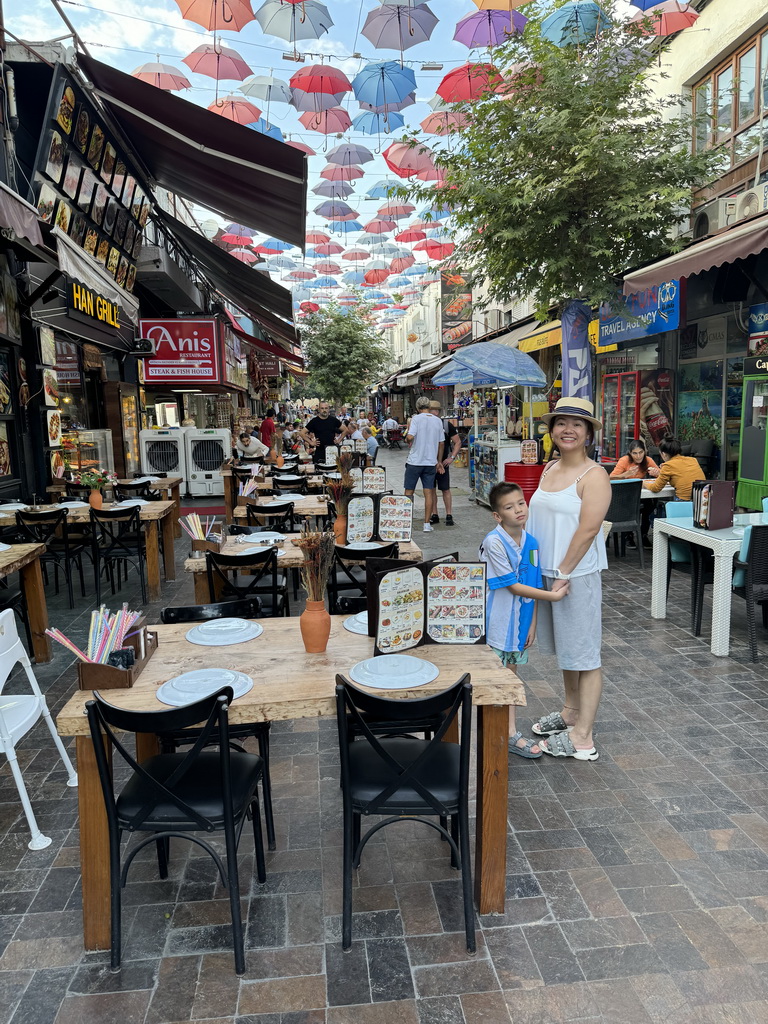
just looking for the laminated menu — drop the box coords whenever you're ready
[349,468,363,490]
[354,439,367,454]
[371,559,487,654]
[348,466,387,495]
[324,445,339,463]
[691,480,734,531]
[346,493,412,544]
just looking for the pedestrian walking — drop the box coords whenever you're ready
[403,396,444,532]
[428,400,461,526]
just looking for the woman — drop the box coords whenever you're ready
[235,432,268,458]
[644,435,705,500]
[526,398,612,761]
[610,440,660,480]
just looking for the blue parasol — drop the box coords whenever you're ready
[540,1,611,47]
[432,359,498,387]
[450,342,546,388]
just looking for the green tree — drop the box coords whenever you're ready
[402,0,721,314]
[300,303,392,405]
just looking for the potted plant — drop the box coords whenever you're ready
[294,524,335,653]
[324,452,354,544]
[72,468,117,509]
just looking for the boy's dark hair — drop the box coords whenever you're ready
[658,435,682,458]
[489,481,524,512]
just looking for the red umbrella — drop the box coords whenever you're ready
[364,269,391,285]
[286,140,317,156]
[183,44,252,81]
[628,1,699,35]
[390,255,416,272]
[131,62,191,91]
[420,110,468,135]
[174,0,255,31]
[437,62,503,102]
[342,248,370,261]
[286,269,316,280]
[320,164,365,182]
[207,95,262,124]
[229,248,260,263]
[306,230,330,244]
[290,64,352,95]
[221,231,255,245]
[313,241,344,255]
[395,228,426,243]
[254,241,289,254]
[378,201,415,219]
[314,261,341,273]
[299,108,352,134]
[383,141,436,178]
[364,219,397,234]
[424,240,455,259]
[300,301,320,313]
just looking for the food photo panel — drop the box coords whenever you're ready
[47,409,62,447]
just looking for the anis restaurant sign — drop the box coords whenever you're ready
[139,318,221,383]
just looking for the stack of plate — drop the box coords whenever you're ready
[348,654,439,689]
[343,611,369,635]
[267,494,305,503]
[156,667,254,707]
[344,541,382,551]
[185,617,263,646]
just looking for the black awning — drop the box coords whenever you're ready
[160,211,299,345]
[78,54,307,248]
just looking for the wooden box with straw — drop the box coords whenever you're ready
[46,604,158,690]
[182,513,222,555]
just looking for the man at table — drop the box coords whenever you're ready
[644,435,705,500]
[362,427,378,464]
[299,401,352,463]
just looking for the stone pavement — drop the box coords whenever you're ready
[0,446,767,1024]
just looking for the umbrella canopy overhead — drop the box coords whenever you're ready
[182,44,252,80]
[366,180,396,199]
[326,143,374,165]
[359,93,416,114]
[207,95,262,124]
[351,111,405,135]
[312,180,356,198]
[239,74,292,104]
[285,139,316,155]
[174,0,255,31]
[290,64,352,95]
[540,1,612,46]
[290,88,344,112]
[628,1,699,35]
[131,62,191,91]
[437,62,503,102]
[299,107,352,133]
[362,3,439,51]
[451,342,547,388]
[319,164,365,181]
[421,110,468,135]
[352,61,417,107]
[247,117,285,141]
[454,8,527,48]
[255,0,334,42]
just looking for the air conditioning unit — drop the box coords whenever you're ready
[734,183,768,223]
[184,428,230,497]
[692,197,739,239]
[140,428,188,490]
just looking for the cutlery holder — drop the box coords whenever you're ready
[77,624,158,690]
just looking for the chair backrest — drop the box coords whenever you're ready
[86,689,235,833]
[740,525,768,593]
[89,506,142,555]
[332,543,399,599]
[606,479,642,527]
[0,607,36,699]
[245,501,295,532]
[206,547,279,603]
[115,482,157,502]
[335,675,472,816]
[274,477,307,496]
[763,497,768,516]
[160,598,261,624]
[664,501,694,564]
[666,501,693,519]
[65,482,93,499]
[15,508,69,546]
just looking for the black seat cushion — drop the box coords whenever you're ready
[347,737,460,813]
[116,751,262,829]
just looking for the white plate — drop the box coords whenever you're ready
[0,542,11,552]
[272,475,303,483]
[117,498,148,507]
[239,532,286,544]
[230,546,285,558]
[0,502,28,510]
[156,668,254,707]
[186,620,263,646]
[349,654,439,689]
[268,493,305,503]
[344,542,382,550]
[343,611,369,635]
[59,500,88,508]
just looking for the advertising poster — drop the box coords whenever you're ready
[638,368,675,447]
[748,303,768,356]
[677,362,722,445]
[599,280,680,346]
[47,409,62,447]
[441,271,472,350]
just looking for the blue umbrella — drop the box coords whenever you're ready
[628,0,670,7]
[451,342,546,388]
[541,1,611,46]
[367,180,395,199]
[258,236,293,251]
[351,111,405,135]
[419,204,451,219]
[403,264,427,276]
[312,276,339,288]
[352,61,416,107]
[432,359,498,387]
[247,117,285,141]
[342,270,366,285]
[329,220,364,233]
[388,275,411,287]
[362,289,389,299]
[304,248,324,259]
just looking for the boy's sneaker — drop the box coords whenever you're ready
[430,513,440,524]
[445,515,455,526]
[423,522,433,532]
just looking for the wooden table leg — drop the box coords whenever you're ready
[224,476,235,524]
[77,734,111,950]
[170,484,181,538]
[20,557,51,663]
[193,569,209,603]
[161,513,176,582]
[474,704,509,915]
[145,523,161,602]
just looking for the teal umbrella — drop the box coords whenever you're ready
[451,342,546,388]
[541,1,611,46]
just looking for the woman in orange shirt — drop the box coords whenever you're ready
[610,440,660,481]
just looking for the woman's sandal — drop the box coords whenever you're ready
[539,731,599,761]
[508,732,542,759]
[531,711,573,737]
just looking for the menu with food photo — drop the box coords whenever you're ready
[44,368,60,407]
[375,566,425,654]
[45,132,65,184]
[56,85,75,135]
[363,467,386,493]
[47,409,62,447]
[0,353,12,415]
[354,439,367,454]
[345,493,413,543]
[0,424,11,477]
[40,326,56,367]
[347,495,377,544]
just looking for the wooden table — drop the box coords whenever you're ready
[116,477,183,538]
[57,617,524,950]
[234,495,330,521]
[0,502,177,603]
[0,543,50,662]
[183,536,424,602]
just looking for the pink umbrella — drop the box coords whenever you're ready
[364,219,397,234]
[395,227,426,243]
[290,64,352,95]
[131,62,191,91]
[314,261,341,273]
[174,0,255,31]
[420,110,468,135]
[391,255,415,271]
[342,248,370,261]
[229,248,260,263]
[313,241,344,255]
[378,202,415,219]
[320,164,365,182]
[183,44,252,81]
[383,141,436,178]
[628,1,699,35]
[286,269,316,280]
[437,62,503,102]
[221,231,255,245]
[299,108,352,134]
[285,140,317,155]
[306,230,331,244]
[207,95,262,124]
[290,88,345,112]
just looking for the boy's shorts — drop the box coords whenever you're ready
[490,646,528,667]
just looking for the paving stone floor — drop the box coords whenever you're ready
[0,447,767,1023]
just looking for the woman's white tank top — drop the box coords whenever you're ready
[527,464,608,578]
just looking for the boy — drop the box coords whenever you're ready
[479,482,568,758]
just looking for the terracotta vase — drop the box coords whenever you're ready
[276,453,285,468]
[300,599,331,654]
[88,488,103,510]
[333,514,347,545]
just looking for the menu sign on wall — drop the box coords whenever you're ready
[32,67,146,294]
[139,319,221,383]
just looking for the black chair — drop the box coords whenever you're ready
[65,481,96,501]
[86,688,265,975]
[90,506,147,604]
[159,599,275,848]
[114,480,161,502]
[15,508,88,609]
[245,500,295,534]
[206,548,290,617]
[689,439,715,478]
[387,429,403,450]
[605,480,644,568]
[729,525,768,662]
[328,542,399,614]
[335,675,475,953]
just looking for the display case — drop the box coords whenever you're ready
[104,382,141,478]
[60,429,115,475]
[737,357,768,509]
[474,439,523,507]
[602,372,640,462]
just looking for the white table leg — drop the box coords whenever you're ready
[710,552,734,657]
[651,528,669,619]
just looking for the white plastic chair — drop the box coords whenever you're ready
[0,608,78,849]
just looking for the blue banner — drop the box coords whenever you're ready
[561,299,593,400]
[748,302,768,356]
[599,280,680,345]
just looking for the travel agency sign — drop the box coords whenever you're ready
[139,319,221,383]
[599,280,681,346]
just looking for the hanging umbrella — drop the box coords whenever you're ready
[306,229,331,243]
[239,74,292,104]
[428,94,451,111]
[299,108,352,134]
[628,1,699,35]
[367,241,401,255]
[388,274,412,287]
[437,62,503,102]
[471,0,533,8]
[420,110,468,135]
[364,219,397,234]
[174,0,255,30]
[290,64,352,95]
[300,300,320,313]
[361,289,390,300]
[182,44,252,81]
[312,181,356,198]
[266,255,297,269]
[343,270,367,284]
[314,240,345,254]
[291,287,312,301]
[420,204,451,219]
[336,292,359,301]
[395,227,426,243]
[403,263,426,274]
[320,164,365,182]
[351,112,405,135]
[452,342,547,387]
[540,1,612,46]
[362,4,439,52]
[454,8,527,48]
[359,93,416,113]
[285,140,316,155]
[378,201,415,219]
[255,0,334,43]
[383,140,436,178]
[312,276,339,288]
[221,230,254,245]
[424,240,455,259]
[247,117,285,141]
[352,61,417,107]
[366,180,395,199]
[285,268,316,280]
[327,142,374,165]
[229,248,260,264]
[314,200,358,220]
[290,88,344,112]
[328,221,364,234]
[227,222,257,235]
[131,61,191,91]
[255,237,293,253]
[343,248,370,261]
[207,95,262,124]
[314,261,342,274]
[391,255,415,271]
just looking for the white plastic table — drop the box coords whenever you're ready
[651,512,765,656]
[641,484,675,501]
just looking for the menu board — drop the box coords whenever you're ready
[324,445,339,463]
[31,67,146,293]
[47,409,62,447]
[349,467,363,490]
[376,565,425,653]
[364,467,386,493]
[346,493,413,543]
[354,439,367,454]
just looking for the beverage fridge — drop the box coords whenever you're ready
[103,382,142,479]
[601,369,674,462]
[736,356,768,510]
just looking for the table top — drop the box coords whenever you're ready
[234,495,329,518]
[655,511,766,550]
[115,477,183,489]
[0,500,176,525]
[56,617,525,737]
[184,536,423,572]
[0,542,46,577]
[641,484,675,500]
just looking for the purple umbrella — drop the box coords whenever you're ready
[362,4,438,53]
[312,181,356,198]
[290,87,344,112]
[454,9,527,49]
[359,93,415,114]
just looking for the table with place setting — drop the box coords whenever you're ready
[115,476,183,537]
[56,614,524,950]
[0,541,51,662]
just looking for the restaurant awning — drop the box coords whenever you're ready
[54,226,140,325]
[623,212,768,294]
[222,309,303,367]
[0,181,57,265]
[159,212,299,346]
[78,54,307,247]
[419,353,453,376]
[518,320,562,352]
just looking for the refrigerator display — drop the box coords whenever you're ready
[601,369,674,461]
[737,357,768,509]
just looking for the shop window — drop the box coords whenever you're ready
[55,338,88,430]
[0,350,16,481]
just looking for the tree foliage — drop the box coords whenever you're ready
[300,303,392,404]
[402,0,721,313]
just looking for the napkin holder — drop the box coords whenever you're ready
[191,534,222,554]
[77,619,158,690]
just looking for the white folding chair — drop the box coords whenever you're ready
[0,609,78,849]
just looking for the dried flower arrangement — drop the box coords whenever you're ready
[294,523,336,601]
[324,452,354,515]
